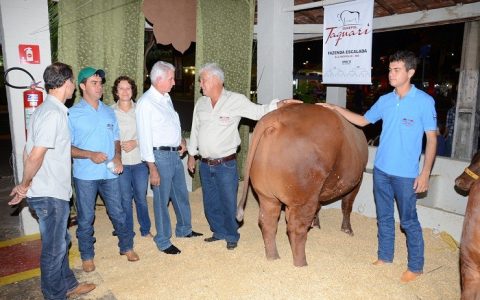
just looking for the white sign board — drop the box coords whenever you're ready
[322,0,374,85]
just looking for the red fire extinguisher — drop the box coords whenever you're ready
[4,67,44,135]
[23,85,44,132]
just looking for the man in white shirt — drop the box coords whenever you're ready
[187,63,300,250]
[136,61,202,255]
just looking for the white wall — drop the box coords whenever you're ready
[0,0,51,234]
[256,0,294,104]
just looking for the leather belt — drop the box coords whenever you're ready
[201,153,237,166]
[153,146,181,151]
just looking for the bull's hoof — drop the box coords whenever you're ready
[293,260,308,267]
[311,214,320,229]
[266,254,280,261]
[236,210,244,222]
[341,227,354,236]
[311,220,320,229]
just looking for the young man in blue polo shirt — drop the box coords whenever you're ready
[320,50,437,283]
[69,67,139,272]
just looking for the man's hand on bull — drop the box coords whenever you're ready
[277,99,303,108]
[317,102,336,110]
[316,103,370,128]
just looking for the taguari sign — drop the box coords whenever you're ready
[322,0,374,85]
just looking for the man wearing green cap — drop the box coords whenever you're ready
[68,67,139,273]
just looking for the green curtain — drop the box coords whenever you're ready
[57,0,145,104]
[194,0,255,190]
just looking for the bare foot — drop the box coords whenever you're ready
[400,270,422,283]
[372,259,388,266]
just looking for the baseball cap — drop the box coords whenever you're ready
[78,67,105,84]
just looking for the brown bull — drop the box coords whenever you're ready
[455,151,480,300]
[237,104,368,266]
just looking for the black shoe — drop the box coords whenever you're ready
[204,236,220,242]
[161,245,181,255]
[184,231,203,238]
[226,242,237,250]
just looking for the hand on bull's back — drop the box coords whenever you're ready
[277,99,302,108]
[317,103,336,110]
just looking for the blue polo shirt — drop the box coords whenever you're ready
[364,85,437,178]
[68,99,120,180]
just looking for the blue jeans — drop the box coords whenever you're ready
[373,167,424,273]
[445,135,453,157]
[74,177,134,260]
[27,197,78,300]
[199,159,240,243]
[119,162,151,236]
[152,150,192,250]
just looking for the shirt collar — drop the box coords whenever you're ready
[393,84,417,100]
[220,88,227,98]
[46,95,68,113]
[149,85,170,101]
[209,88,227,106]
[111,100,136,111]
[80,98,104,110]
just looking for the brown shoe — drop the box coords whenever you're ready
[400,270,422,283]
[66,282,96,298]
[82,259,95,272]
[121,250,140,262]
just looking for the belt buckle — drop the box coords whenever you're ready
[208,159,218,166]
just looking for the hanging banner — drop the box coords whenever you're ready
[322,0,373,85]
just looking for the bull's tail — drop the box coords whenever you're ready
[236,119,273,222]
